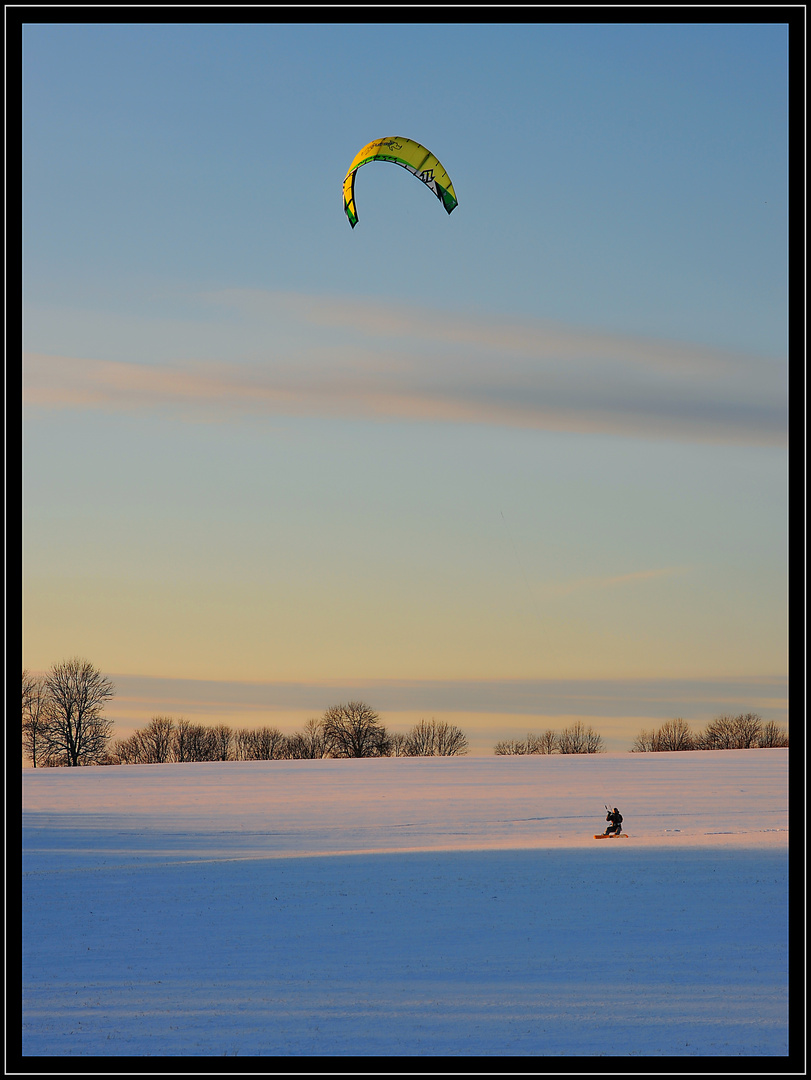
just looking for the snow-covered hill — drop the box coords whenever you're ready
[22,750,789,1058]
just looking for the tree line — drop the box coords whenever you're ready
[110,707,469,764]
[23,657,787,766]
[631,714,788,752]
[494,721,604,755]
[22,661,469,766]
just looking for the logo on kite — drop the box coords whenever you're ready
[342,136,458,228]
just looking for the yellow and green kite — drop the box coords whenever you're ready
[342,136,458,228]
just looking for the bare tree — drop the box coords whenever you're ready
[111,733,146,764]
[656,718,695,752]
[536,729,558,755]
[631,729,652,753]
[207,724,233,761]
[694,713,781,750]
[235,726,287,760]
[696,715,741,750]
[322,701,389,758]
[172,721,217,762]
[557,721,603,754]
[388,732,409,757]
[194,724,219,761]
[556,723,583,754]
[133,716,176,763]
[521,730,557,754]
[496,730,559,755]
[634,713,787,752]
[431,720,468,756]
[494,738,529,755]
[255,726,286,759]
[42,657,115,766]
[233,727,254,760]
[758,720,789,748]
[22,670,54,768]
[584,726,604,754]
[171,718,197,762]
[405,718,468,757]
[284,718,328,759]
[111,719,237,764]
[404,719,435,756]
[730,713,764,749]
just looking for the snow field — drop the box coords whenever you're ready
[22,751,789,1058]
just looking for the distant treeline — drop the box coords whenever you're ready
[110,706,469,764]
[22,660,468,767]
[631,715,788,751]
[492,714,789,755]
[494,721,604,755]
[23,658,787,767]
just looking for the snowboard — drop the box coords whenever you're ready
[594,832,628,839]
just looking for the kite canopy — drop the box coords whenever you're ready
[343,136,458,228]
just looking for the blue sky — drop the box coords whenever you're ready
[23,21,789,752]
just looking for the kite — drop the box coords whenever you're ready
[343,136,458,228]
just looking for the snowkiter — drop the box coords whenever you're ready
[605,808,623,835]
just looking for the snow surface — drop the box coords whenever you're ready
[22,750,789,1058]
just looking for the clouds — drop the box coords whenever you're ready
[100,672,788,756]
[23,292,787,446]
[106,671,787,720]
[547,565,690,597]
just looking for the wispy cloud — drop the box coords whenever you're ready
[210,289,759,379]
[23,291,787,445]
[105,672,788,722]
[549,565,690,596]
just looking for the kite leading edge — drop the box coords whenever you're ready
[343,136,458,228]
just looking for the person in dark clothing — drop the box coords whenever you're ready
[605,808,623,835]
